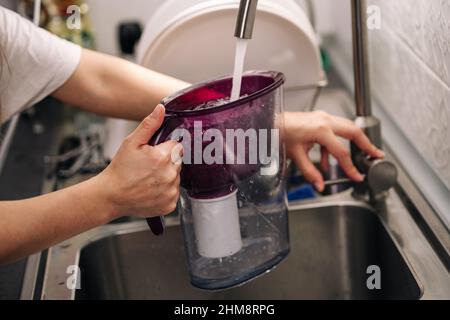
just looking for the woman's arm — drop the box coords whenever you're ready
[0,106,182,264]
[52,49,190,120]
[0,175,113,263]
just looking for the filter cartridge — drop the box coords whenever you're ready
[190,190,242,258]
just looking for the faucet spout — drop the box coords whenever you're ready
[235,0,259,39]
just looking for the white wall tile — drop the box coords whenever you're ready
[369,0,450,86]
[369,25,450,189]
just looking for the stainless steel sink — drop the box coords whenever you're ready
[37,188,450,300]
[74,203,420,300]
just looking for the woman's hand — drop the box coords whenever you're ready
[283,111,384,192]
[95,105,182,219]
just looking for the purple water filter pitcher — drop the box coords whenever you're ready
[148,71,290,290]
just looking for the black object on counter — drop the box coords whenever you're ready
[118,22,142,55]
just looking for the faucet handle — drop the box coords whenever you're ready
[323,158,397,194]
[353,155,398,201]
[365,158,398,195]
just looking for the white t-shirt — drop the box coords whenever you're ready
[0,6,81,123]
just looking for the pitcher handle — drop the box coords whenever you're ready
[146,114,180,236]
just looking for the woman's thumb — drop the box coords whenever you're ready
[129,105,165,145]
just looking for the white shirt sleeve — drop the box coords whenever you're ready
[0,6,81,122]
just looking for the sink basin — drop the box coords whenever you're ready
[75,205,421,300]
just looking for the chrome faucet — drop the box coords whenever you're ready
[234,0,397,202]
[235,0,259,39]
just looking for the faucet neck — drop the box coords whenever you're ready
[351,0,372,117]
[235,0,259,39]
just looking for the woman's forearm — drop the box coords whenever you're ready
[52,49,190,120]
[0,175,116,264]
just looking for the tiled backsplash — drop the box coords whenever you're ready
[319,0,450,191]
[369,0,450,191]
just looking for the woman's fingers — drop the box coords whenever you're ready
[316,129,364,182]
[290,145,325,192]
[329,117,384,158]
[284,111,385,186]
